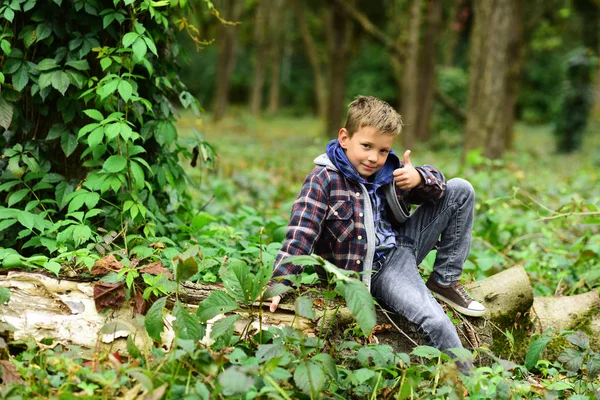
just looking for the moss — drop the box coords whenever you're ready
[545,336,570,361]
[489,313,534,363]
[569,306,600,352]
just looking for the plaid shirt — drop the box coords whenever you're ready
[272,155,446,286]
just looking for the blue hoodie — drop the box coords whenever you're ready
[326,139,399,260]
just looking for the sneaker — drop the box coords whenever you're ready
[426,275,486,317]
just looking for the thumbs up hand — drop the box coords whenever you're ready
[393,150,423,190]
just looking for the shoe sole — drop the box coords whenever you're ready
[430,291,486,317]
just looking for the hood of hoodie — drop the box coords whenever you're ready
[315,139,401,191]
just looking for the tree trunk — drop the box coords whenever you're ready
[399,0,423,150]
[414,0,443,142]
[443,0,470,66]
[267,0,286,114]
[248,0,269,116]
[464,0,515,160]
[2,267,599,359]
[325,1,354,137]
[501,1,525,151]
[294,1,327,119]
[212,0,244,122]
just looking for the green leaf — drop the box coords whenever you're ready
[13,64,29,91]
[127,336,141,359]
[295,296,315,320]
[0,94,14,130]
[144,296,167,342]
[143,36,157,56]
[196,291,239,322]
[263,283,291,300]
[105,123,120,140]
[36,22,52,42]
[341,280,376,337]
[525,335,553,370]
[350,368,376,385]
[66,60,90,71]
[558,348,584,372]
[565,331,589,350]
[173,301,202,341]
[191,212,217,230]
[117,80,133,102]
[103,155,127,173]
[0,180,20,192]
[7,188,29,207]
[1,39,11,56]
[256,343,284,363]
[84,109,104,121]
[210,314,239,341]
[87,126,104,148]
[218,366,254,396]
[587,354,600,380]
[411,346,441,360]
[175,255,198,284]
[122,32,139,48]
[61,133,77,156]
[51,70,70,95]
[39,72,53,90]
[132,37,147,61]
[47,123,66,140]
[4,8,15,23]
[130,160,145,189]
[44,261,61,276]
[37,58,59,71]
[99,78,119,99]
[221,262,252,304]
[0,287,10,304]
[293,361,325,397]
[100,57,112,71]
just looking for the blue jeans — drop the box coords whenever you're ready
[370,178,475,351]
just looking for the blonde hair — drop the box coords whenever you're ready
[344,96,403,137]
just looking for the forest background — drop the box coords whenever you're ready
[0,0,599,398]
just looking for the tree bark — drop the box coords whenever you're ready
[464,0,515,160]
[2,267,599,359]
[325,1,354,137]
[399,0,423,150]
[212,0,244,122]
[267,0,286,114]
[414,0,443,142]
[294,1,327,119]
[501,1,525,151]
[248,0,269,116]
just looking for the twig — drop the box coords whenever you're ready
[535,211,600,222]
[377,306,419,347]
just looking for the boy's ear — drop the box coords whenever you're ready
[338,128,349,149]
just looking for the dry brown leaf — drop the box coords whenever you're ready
[140,262,173,279]
[0,360,23,384]
[133,291,149,315]
[91,255,124,275]
[93,281,126,310]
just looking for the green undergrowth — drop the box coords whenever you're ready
[1,110,599,398]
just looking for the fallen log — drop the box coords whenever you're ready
[0,266,598,361]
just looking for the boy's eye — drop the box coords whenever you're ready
[380,149,389,154]
[362,144,371,149]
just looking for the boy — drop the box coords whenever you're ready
[268,96,485,354]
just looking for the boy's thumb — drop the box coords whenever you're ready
[403,150,412,166]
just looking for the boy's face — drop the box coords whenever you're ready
[338,126,394,179]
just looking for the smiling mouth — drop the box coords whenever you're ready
[362,164,377,170]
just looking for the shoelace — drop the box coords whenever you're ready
[453,282,472,303]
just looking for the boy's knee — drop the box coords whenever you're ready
[447,178,475,201]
